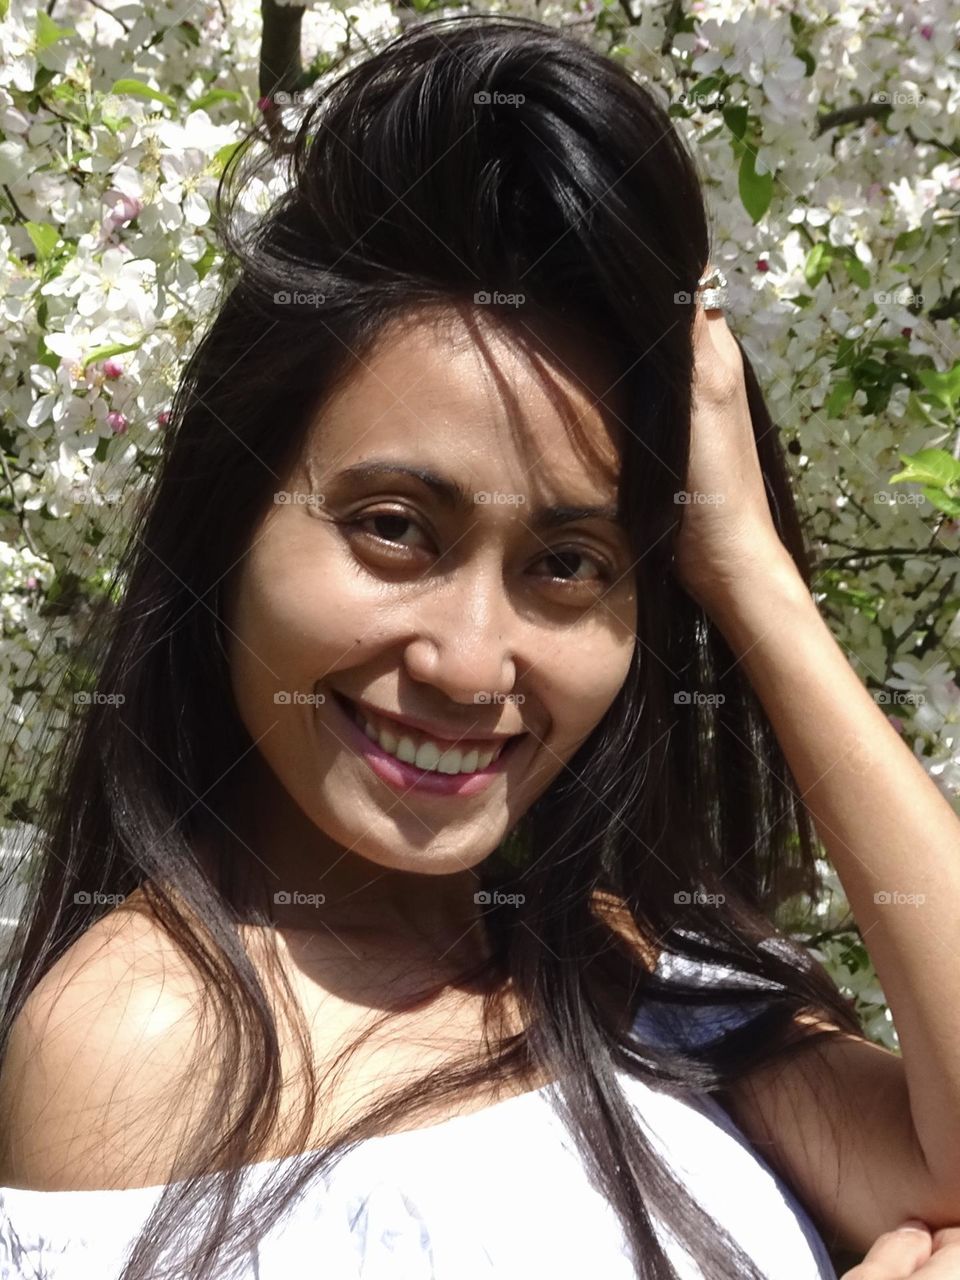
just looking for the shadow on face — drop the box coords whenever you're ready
[221,305,638,931]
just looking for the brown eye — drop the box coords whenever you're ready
[345,508,432,552]
[536,547,613,591]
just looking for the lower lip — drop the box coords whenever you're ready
[325,691,526,797]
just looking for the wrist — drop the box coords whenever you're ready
[688,544,815,635]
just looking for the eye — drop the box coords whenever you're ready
[341,507,433,554]
[534,547,614,593]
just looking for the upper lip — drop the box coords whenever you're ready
[335,691,525,747]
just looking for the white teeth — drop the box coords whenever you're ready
[353,704,504,774]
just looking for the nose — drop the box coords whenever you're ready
[402,558,520,707]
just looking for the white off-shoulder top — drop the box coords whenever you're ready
[0,959,838,1280]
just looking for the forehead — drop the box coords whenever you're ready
[302,308,625,500]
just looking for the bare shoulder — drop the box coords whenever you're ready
[0,892,212,1191]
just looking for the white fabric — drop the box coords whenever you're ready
[0,968,837,1280]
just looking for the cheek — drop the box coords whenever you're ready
[539,630,636,749]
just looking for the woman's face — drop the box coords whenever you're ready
[224,309,637,886]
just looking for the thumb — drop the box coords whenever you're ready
[842,1222,933,1279]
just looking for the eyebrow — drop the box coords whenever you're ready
[331,461,622,530]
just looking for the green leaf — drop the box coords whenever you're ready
[825,377,856,417]
[893,227,925,253]
[93,435,111,463]
[722,104,748,140]
[36,11,76,52]
[0,0,9,20]
[921,487,960,518]
[32,65,58,94]
[917,363,960,413]
[208,139,243,178]
[175,20,200,46]
[81,340,142,371]
[109,78,177,110]
[189,88,243,113]
[804,242,833,287]
[738,144,773,223]
[888,448,960,491]
[193,241,218,281]
[844,253,870,290]
[24,221,59,261]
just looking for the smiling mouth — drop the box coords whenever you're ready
[330,690,526,777]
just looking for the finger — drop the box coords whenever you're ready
[931,1225,960,1253]
[842,1223,932,1279]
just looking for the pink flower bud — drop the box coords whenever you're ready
[102,359,123,379]
[25,576,39,590]
[901,327,913,340]
[756,258,769,272]
[920,24,933,39]
[157,410,171,428]
[257,95,273,112]
[107,411,129,434]
[887,715,904,734]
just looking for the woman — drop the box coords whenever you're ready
[1,13,958,1280]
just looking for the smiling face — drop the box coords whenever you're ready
[222,307,637,897]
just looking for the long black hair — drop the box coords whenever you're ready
[0,13,865,1280]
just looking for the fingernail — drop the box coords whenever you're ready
[898,1219,930,1234]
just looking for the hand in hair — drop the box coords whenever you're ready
[672,267,800,614]
[841,1222,960,1279]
